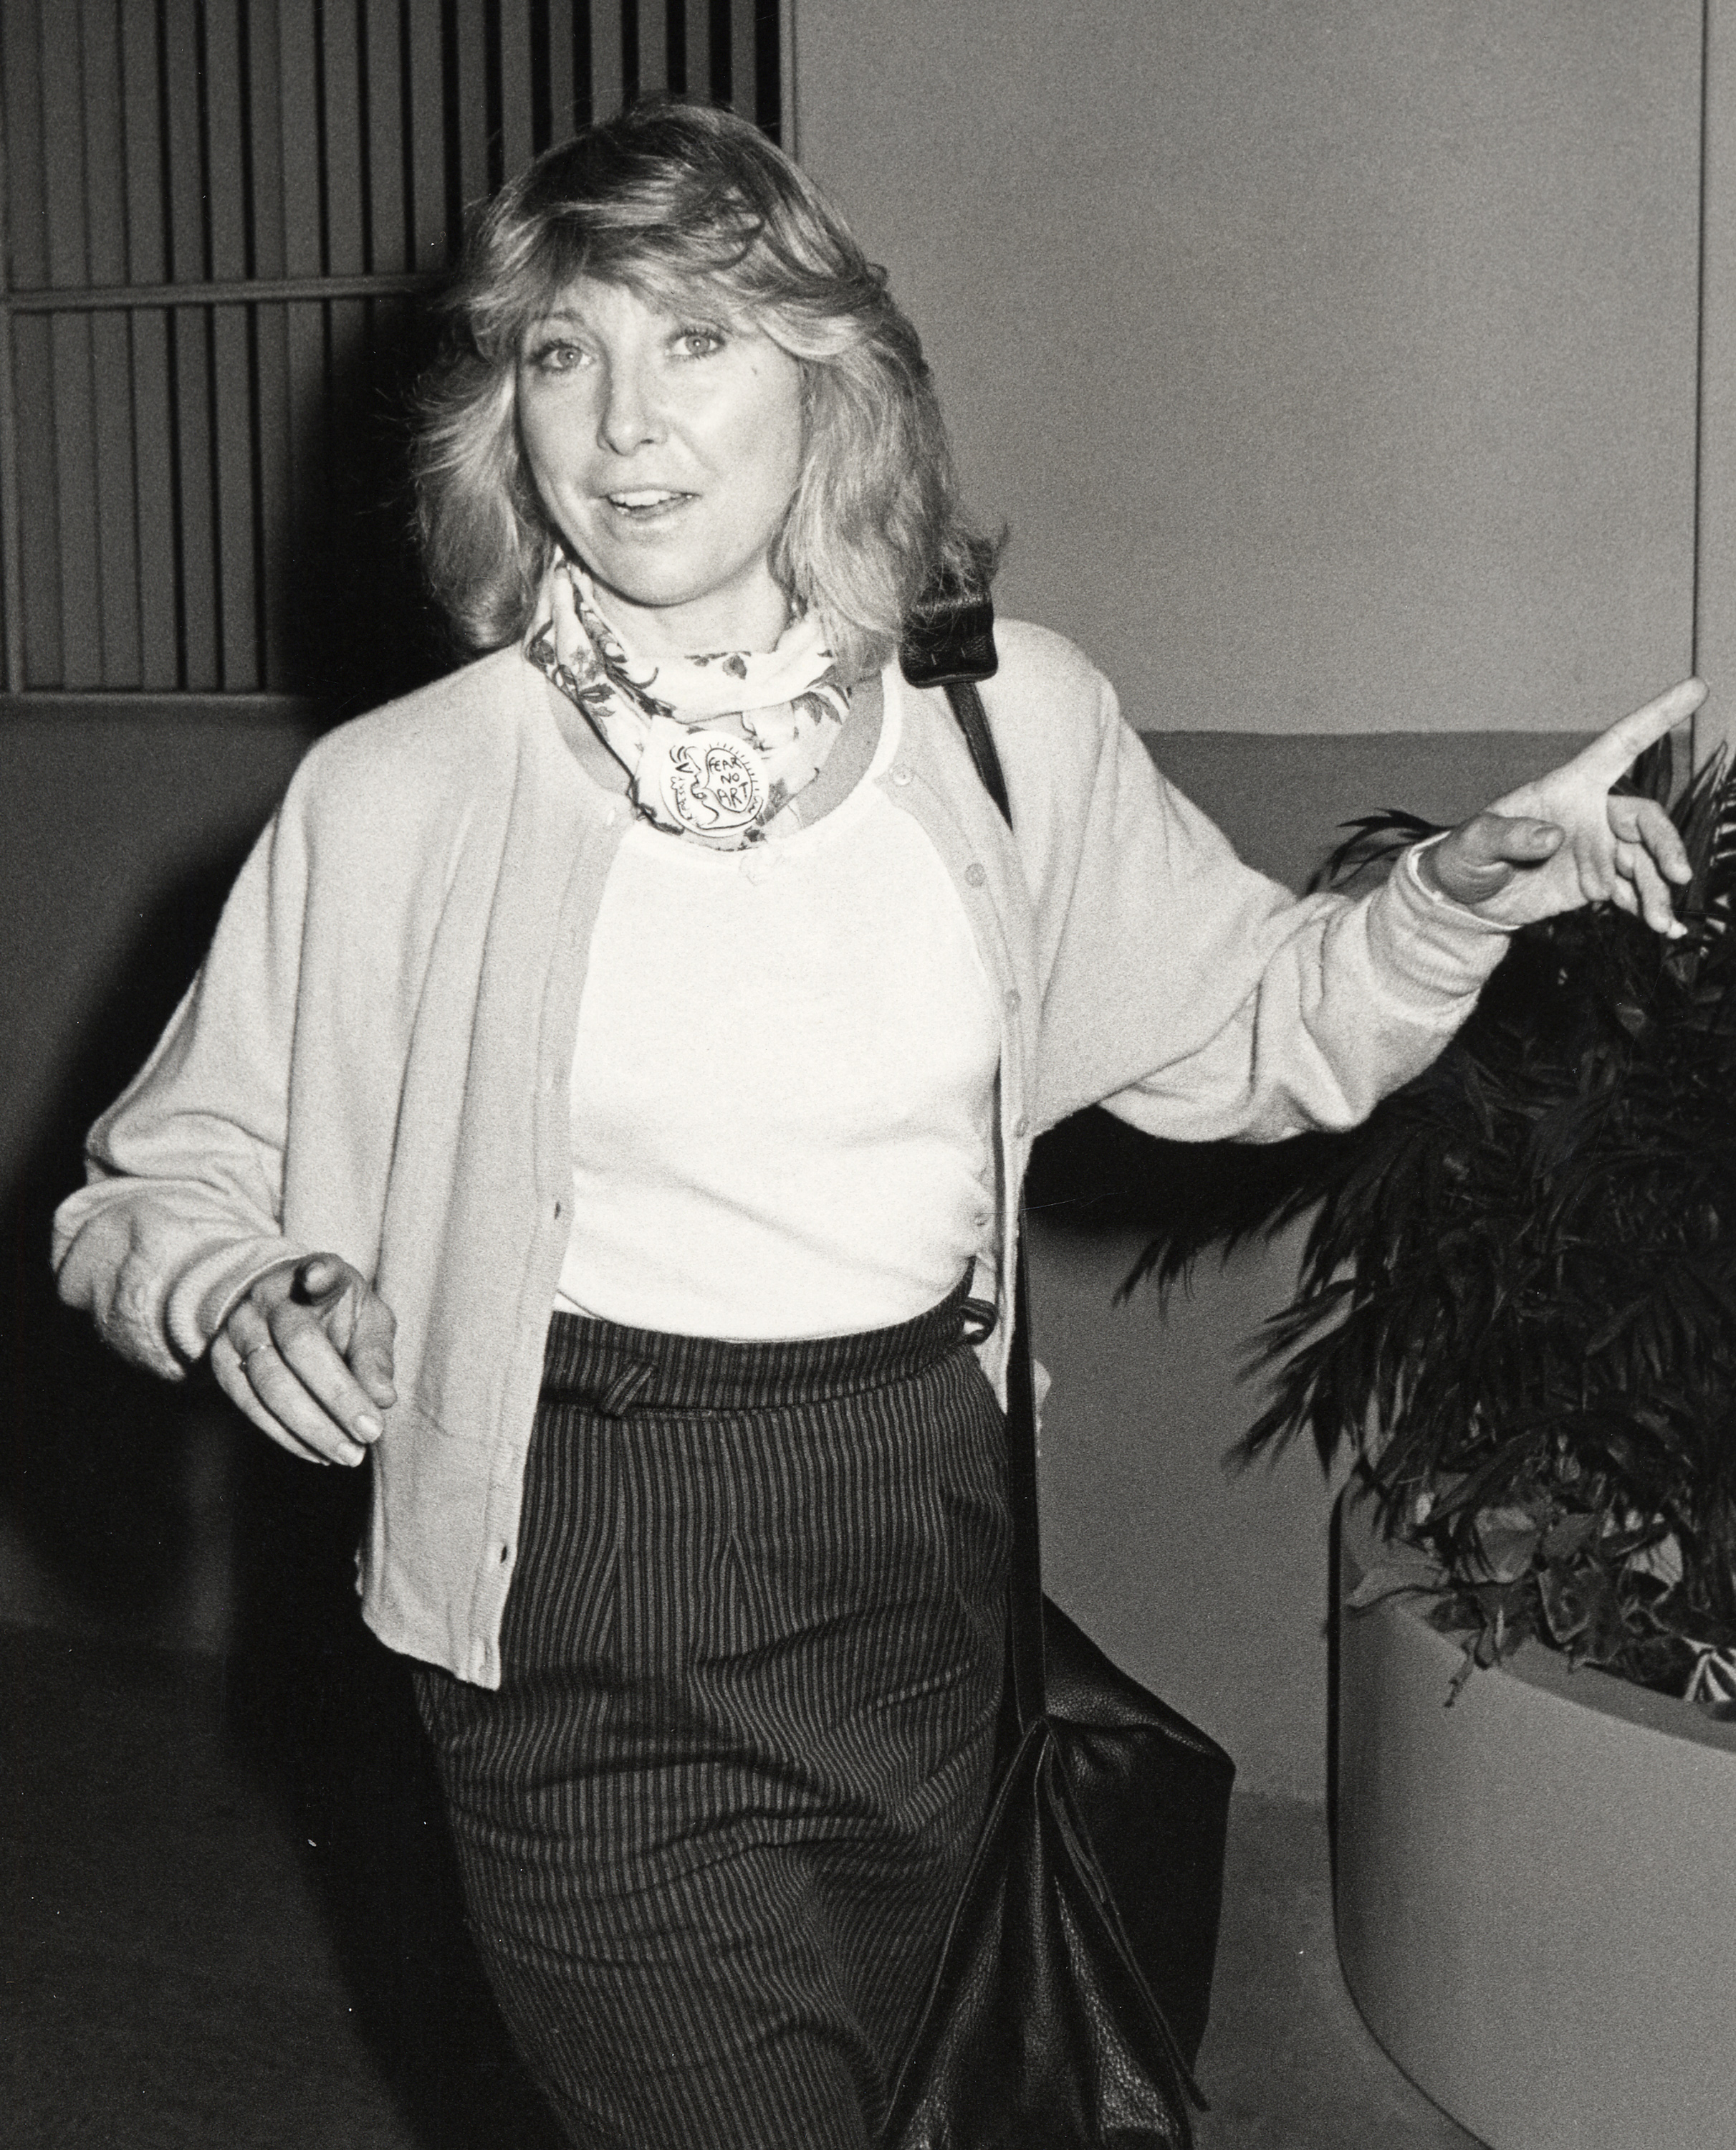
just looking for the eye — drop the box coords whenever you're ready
[673,325,726,359]
[526,335,590,374]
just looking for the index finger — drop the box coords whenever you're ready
[271,1316,386,1445]
[1570,677,1707,784]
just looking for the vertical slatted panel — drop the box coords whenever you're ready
[48,314,100,688]
[249,0,294,689]
[0,0,50,681]
[163,0,219,685]
[120,0,178,688]
[39,2,88,289]
[119,0,168,284]
[327,290,368,624]
[590,0,625,121]
[6,0,52,684]
[1,0,782,696]
[638,0,668,99]
[82,0,143,687]
[1,0,48,285]
[279,0,328,693]
[13,314,59,685]
[249,0,287,277]
[547,0,578,142]
[284,295,328,683]
[80,1,129,282]
[365,0,409,273]
[683,0,710,97]
[407,0,448,272]
[451,3,491,221]
[205,6,249,277]
[128,309,180,689]
[161,0,207,279]
[204,1,257,687]
[500,0,536,177]
[762,0,782,145]
[278,1,322,277]
[324,0,366,276]
[729,0,757,121]
[0,1,35,689]
[42,7,95,687]
[173,306,221,689]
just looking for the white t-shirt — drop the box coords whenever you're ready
[555,692,1001,1339]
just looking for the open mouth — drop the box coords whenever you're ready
[605,489,695,516]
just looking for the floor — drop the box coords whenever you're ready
[1,1619,1482,2150]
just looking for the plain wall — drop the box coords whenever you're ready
[796,0,1702,1795]
[797,0,1700,736]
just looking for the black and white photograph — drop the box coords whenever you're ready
[4,4,1735,2146]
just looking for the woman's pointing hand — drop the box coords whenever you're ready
[1420,677,1708,934]
[211,1253,398,1466]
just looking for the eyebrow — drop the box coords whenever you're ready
[527,300,732,330]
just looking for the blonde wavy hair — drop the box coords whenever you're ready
[413,101,995,678]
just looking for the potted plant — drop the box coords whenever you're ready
[1126,742,1736,2149]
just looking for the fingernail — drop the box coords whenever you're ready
[356,1413,383,1441]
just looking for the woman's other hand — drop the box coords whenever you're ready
[211,1254,398,1466]
[1420,677,1709,932]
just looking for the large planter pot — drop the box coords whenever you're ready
[1335,1489,1736,2149]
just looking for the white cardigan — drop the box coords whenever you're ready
[53,619,1511,1684]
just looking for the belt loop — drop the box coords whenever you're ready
[595,1361,656,1417]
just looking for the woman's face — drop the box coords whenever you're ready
[516,276,805,652]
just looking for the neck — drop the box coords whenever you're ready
[587,575,792,661]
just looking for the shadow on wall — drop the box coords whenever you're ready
[0,852,565,2147]
[271,293,459,717]
[2,849,255,1642]
[1027,1107,1351,1259]
[0,298,569,2143]
[1,288,464,1638]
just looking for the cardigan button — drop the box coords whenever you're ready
[1004,988,1020,1013]
[1012,1115,1029,1138]
[891,763,913,785]
[965,863,987,888]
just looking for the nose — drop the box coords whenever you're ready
[597,356,667,455]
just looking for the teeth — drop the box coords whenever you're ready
[610,489,683,507]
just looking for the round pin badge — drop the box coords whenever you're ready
[649,725,767,836]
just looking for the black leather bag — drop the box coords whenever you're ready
[880,641,1236,2149]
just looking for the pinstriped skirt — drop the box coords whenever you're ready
[412,1279,1010,2150]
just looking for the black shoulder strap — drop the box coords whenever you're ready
[895,563,1010,824]
[942,678,1012,828]
[936,670,1047,1734]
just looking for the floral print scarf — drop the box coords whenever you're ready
[527,555,851,851]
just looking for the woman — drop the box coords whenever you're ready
[53,102,1700,2150]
